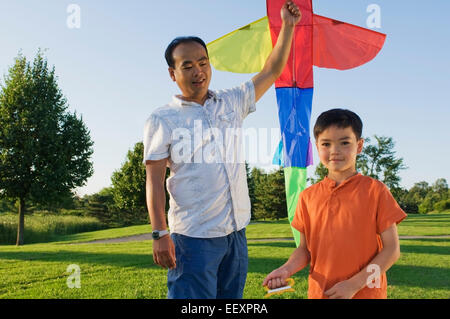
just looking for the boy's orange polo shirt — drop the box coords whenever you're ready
[292,173,407,299]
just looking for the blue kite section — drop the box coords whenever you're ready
[274,87,314,168]
[272,139,284,166]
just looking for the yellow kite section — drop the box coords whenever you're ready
[207,17,272,74]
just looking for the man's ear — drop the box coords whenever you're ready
[357,138,364,154]
[168,67,176,82]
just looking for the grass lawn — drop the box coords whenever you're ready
[0,212,448,299]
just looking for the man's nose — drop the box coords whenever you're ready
[192,64,203,76]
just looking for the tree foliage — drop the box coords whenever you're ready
[252,167,287,220]
[357,136,407,189]
[110,142,170,225]
[0,50,94,244]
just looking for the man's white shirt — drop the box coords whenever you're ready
[143,80,256,238]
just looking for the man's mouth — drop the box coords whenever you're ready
[192,79,205,86]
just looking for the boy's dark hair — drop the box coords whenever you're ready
[313,108,363,140]
[165,36,209,68]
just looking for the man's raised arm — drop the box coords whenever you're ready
[252,1,302,102]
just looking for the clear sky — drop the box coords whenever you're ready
[1,0,449,196]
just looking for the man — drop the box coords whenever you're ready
[143,1,301,299]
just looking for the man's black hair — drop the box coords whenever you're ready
[313,108,363,140]
[165,36,208,68]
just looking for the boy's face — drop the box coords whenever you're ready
[168,41,212,103]
[315,125,364,175]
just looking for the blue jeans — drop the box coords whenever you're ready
[167,228,248,299]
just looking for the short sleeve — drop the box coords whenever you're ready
[376,183,407,234]
[291,192,307,234]
[142,113,171,164]
[233,80,256,120]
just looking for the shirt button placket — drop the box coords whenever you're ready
[203,105,238,230]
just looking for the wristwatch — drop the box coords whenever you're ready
[152,229,169,240]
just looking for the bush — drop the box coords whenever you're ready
[434,199,450,212]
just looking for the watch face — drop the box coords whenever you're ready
[152,231,159,240]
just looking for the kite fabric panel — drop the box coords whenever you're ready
[275,87,313,168]
[267,0,313,89]
[207,14,386,75]
[206,17,273,74]
[284,167,307,247]
[312,14,387,70]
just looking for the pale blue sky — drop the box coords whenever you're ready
[0,0,449,196]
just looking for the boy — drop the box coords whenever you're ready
[263,108,407,299]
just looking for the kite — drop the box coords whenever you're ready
[207,0,386,246]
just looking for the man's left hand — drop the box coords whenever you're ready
[281,1,302,26]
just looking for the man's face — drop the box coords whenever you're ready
[316,125,364,174]
[168,41,212,103]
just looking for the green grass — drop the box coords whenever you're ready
[396,212,450,236]
[247,211,450,239]
[0,213,106,245]
[0,238,448,299]
[0,212,448,299]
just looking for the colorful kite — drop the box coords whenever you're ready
[207,0,386,246]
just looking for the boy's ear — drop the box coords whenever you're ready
[357,138,364,154]
[168,67,176,82]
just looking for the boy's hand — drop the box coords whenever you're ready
[263,267,291,289]
[324,279,360,299]
[281,1,302,27]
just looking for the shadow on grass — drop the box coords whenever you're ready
[387,265,450,290]
[400,240,450,256]
[248,241,296,249]
[0,250,158,269]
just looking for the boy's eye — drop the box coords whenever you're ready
[322,143,330,147]
[342,141,350,145]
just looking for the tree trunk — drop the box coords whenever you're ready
[16,198,25,246]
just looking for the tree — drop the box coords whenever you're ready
[245,162,256,219]
[418,178,448,214]
[250,167,265,220]
[111,142,147,224]
[0,50,94,245]
[265,168,288,220]
[252,168,287,220]
[357,136,407,189]
[111,142,170,225]
[308,162,328,185]
[81,187,117,225]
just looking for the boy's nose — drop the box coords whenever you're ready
[330,146,341,155]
